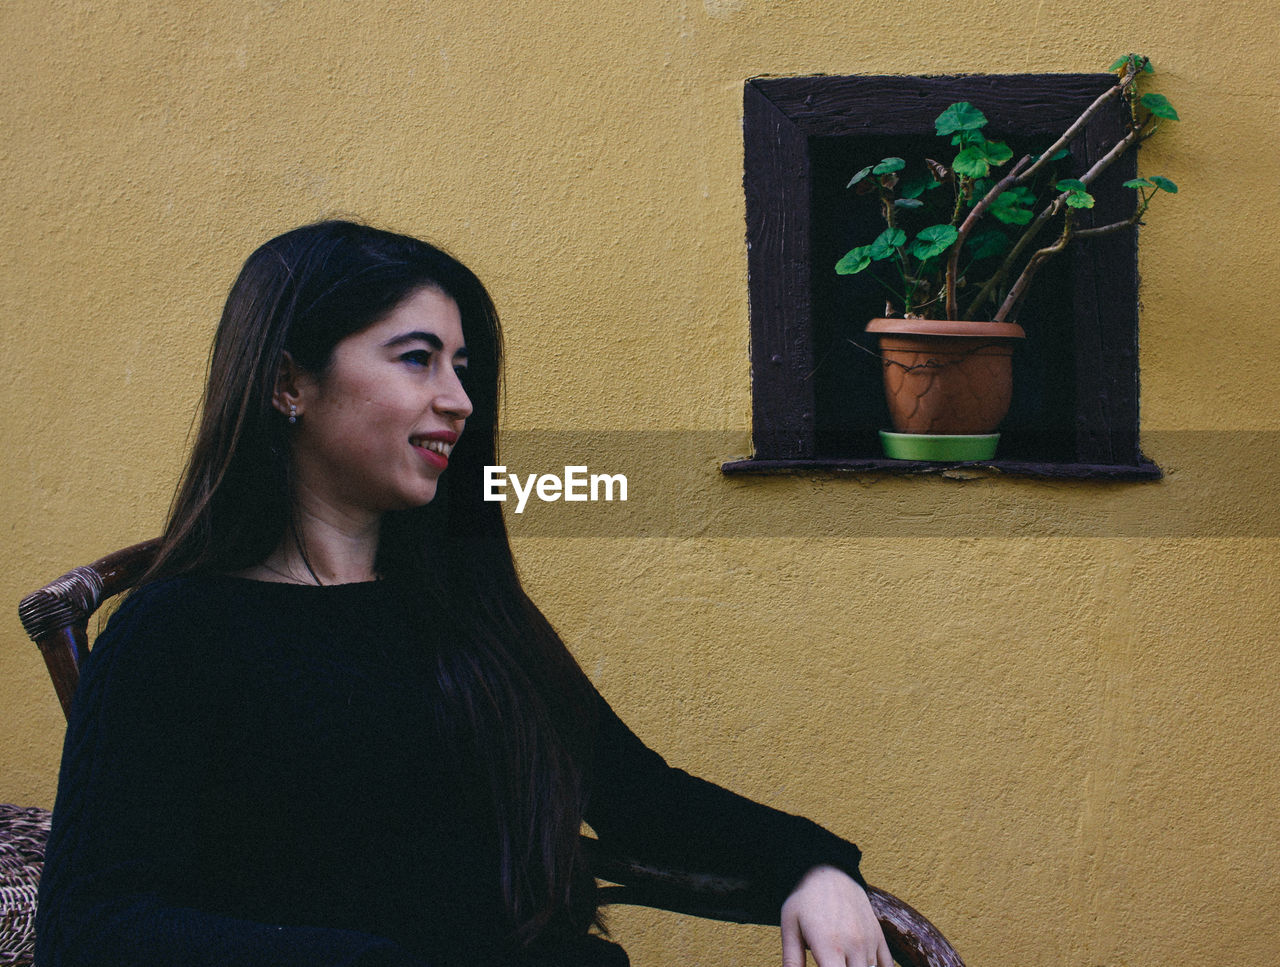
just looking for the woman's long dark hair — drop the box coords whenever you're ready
[145,219,596,944]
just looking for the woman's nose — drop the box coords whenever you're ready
[436,371,473,419]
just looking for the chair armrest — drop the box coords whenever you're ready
[864,883,968,967]
[581,837,966,967]
[18,539,161,715]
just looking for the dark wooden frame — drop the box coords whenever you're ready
[727,72,1160,479]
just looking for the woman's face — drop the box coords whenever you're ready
[285,286,473,524]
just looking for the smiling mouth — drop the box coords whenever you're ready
[411,437,455,458]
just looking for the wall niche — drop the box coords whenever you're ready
[727,72,1160,479]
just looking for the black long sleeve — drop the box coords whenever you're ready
[38,575,862,967]
[36,579,439,967]
[585,692,864,909]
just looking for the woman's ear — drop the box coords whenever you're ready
[272,352,307,419]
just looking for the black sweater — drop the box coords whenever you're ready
[36,575,864,967]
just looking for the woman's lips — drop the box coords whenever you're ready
[410,432,457,470]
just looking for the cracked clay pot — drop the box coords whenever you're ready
[865,318,1026,436]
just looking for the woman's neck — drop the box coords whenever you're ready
[242,502,382,585]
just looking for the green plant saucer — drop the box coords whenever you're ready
[879,431,1000,461]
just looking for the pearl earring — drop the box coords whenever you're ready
[288,404,298,425]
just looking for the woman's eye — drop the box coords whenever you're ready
[400,350,432,368]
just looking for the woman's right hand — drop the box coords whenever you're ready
[780,865,892,967]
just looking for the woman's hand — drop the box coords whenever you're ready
[780,865,892,967]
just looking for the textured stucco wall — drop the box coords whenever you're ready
[3,1,1278,965]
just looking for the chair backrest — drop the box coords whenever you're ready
[18,539,161,718]
[16,541,968,967]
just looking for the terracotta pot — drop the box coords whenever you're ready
[865,318,1026,435]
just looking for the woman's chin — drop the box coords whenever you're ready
[401,482,441,509]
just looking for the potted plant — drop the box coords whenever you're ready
[835,54,1179,461]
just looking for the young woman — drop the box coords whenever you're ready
[36,220,891,967]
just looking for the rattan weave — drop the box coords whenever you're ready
[0,804,48,967]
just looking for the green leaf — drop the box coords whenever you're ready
[910,224,959,261]
[1055,179,1088,193]
[873,157,906,175]
[953,145,992,178]
[1108,54,1152,73]
[935,102,988,137]
[1123,178,1154,189]
[966,229,1010,261]
[835,246,872,275]
[984,140,1013,166]
[868,227,907,260]
[899,172,937,200]
[1005,186,1036,206]
[991,206,1034,226]
[1064,191,1095,209]
[954,138,1014,179]
[1032,147,1071,164]
[1149,175,1179,194]
[846,165,874,189]
[1140,93,1180,120]
[971,176,995,199]
[894,198,924,209]
[990,189,1035,225]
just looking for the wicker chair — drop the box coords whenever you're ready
[10,541,966,967]
[0,805,48,967]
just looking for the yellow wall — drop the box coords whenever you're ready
[3,1,1277,965]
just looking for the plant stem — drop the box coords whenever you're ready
[992,206,1148,322]
[948,63,1142,320]
[993,220,1074,324]
[963,221,1036,318]
[944,156,1031,318]
[988,120,1147,323]
[1013,67,1139,187]
[1072,211,1147,238]
[963,209,1057,320]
